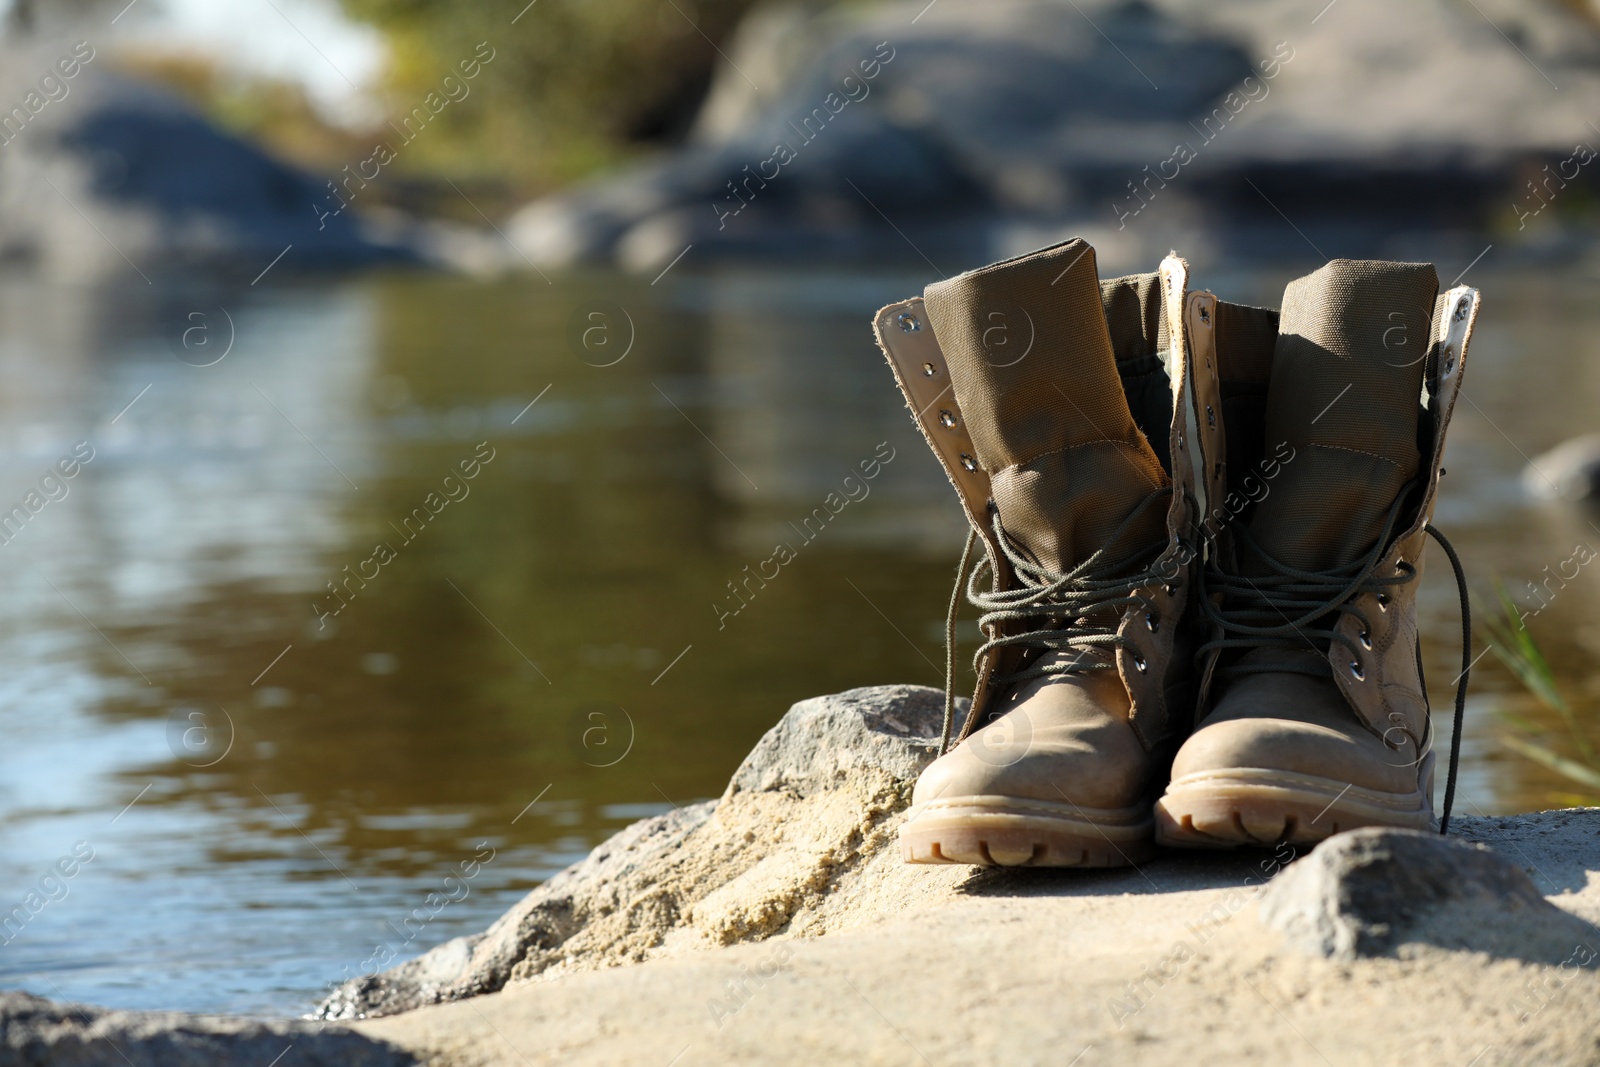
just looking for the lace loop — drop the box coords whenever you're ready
[1195,487,1415,675]
[940,527,979,757]
[1194,483,1473,836]
[939,487,1175,755]
[1426,522,1472,835]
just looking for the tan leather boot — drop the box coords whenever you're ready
[874,239,1201,868]
[1156,260,1482,848]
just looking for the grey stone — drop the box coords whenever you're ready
[21,683,1600,1051]
[509,0,1600,270]
[725,683,952,797]
[1257,827,1600,964]
[1525,434,1600,503]
[315,684,953,1021]
[0,49,481,282]
[315,800,718,1021]
[0,991,412,1067]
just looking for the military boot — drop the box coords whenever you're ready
[1156,260,1482,848]
[874,239,1201,867]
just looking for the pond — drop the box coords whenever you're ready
[0,258,1593,1015]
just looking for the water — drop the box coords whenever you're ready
[0,260,1594,1016]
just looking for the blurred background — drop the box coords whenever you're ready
[1,0,1600,1019]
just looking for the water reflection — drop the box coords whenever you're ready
[0,262,1593,1014]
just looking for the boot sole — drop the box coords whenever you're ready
[1152,767,1433,849]
[900,796,1155,868]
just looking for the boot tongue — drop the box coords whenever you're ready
[1246,259,1439,573]
[923,239,1168,574]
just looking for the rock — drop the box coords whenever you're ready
[508,0,1600,270]
[15,681,1600,1065]
[1525,434,1600,502]
[1257,827,1600,963]
[316,800,719,1021]
[0,991,412,1067]
[315,684,958,1020]
[358,811,1600,1066]
[1448,807,1600,913]
[0,50,456,283]
[726,685,949,796]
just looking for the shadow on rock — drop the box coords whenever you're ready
[957,840,1301,900]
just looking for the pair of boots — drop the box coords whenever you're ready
[874,240,1480,867]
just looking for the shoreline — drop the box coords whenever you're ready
[9,685,1600,1066]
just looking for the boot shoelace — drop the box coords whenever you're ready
[1194,487,1473,834]
[939,487,1176,757]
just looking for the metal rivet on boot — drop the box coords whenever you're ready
[1199,306,1211,325]
[1377,593,1390,611]
[1349,660,1365,680]
[1145,612,1159,633]
[1359,629,1372,650]
[1442,345,1457,377]
[959,452,978,472]
[1133,654,1148,673]
[922,361,937,376]
[939,410,957,429]
[1206,404,1216,427]
[897,312,921,332]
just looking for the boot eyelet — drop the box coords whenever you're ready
[1132,654,1148,673]
[897,312,921,333]
[1376,593,1390,611]
[1164,583,1178,597]
[922,361,937,377]
[1145,612,1159,633]
[938,409,957,429]
[1349,661,1365,681]
[1206,405,1216,428]
[1177,433,1185,449]
[1359,630,1372,650]
[959,453,978,472]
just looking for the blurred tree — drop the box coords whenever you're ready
[337,0,770,190]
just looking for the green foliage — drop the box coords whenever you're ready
[337,0,771,189]
[1486,577,1600,800]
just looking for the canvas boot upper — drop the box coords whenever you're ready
[1158,260,1482,846]
[875,239,1201,866]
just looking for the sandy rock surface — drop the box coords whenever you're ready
[318,685,965,1019]
[13,685,1600,1065]
[335,684,1600,1066]
[361,813,1600,1067]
